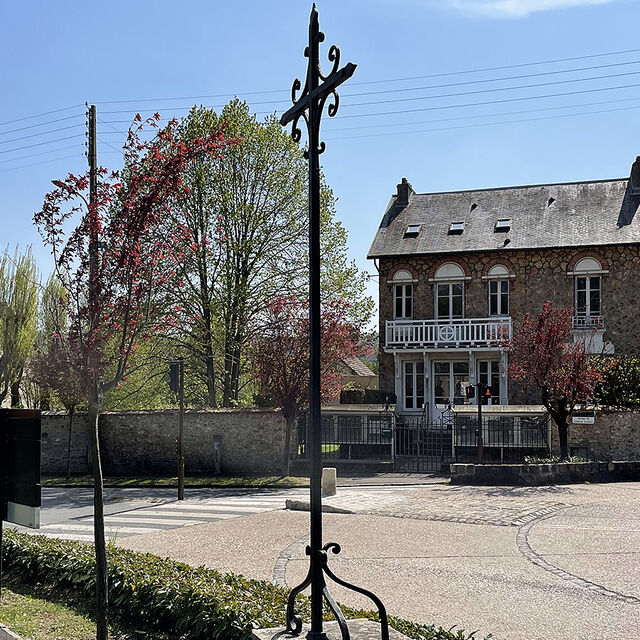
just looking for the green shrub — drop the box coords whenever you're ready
[2,530,488,640]
[593,356,640,409]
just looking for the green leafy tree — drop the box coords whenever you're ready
[593,356,640,408]
[0,246,38,407]
[165,100,373,407]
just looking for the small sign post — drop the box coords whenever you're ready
[0,409,42,598]
[572,412,595,424]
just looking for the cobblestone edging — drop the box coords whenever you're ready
[273,535,308,587]
[516,507,640,605]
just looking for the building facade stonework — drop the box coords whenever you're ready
[369,163,640,420]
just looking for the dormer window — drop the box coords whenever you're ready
[494,219,511,233]
[448,221,464,235]
[405,224,421,237]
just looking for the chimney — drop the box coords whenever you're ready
[631,157,640,195]
[396,177,415,207]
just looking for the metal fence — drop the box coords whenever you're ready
[394,415,453,472]
[298,412,394,460]
[298,410,552,468]
[453,414,551,463]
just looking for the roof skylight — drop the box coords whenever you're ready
[448,221,464,235]
[494,219,511,233]
[405,224,421,236]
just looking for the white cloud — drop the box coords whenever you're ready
[445,0,616,18]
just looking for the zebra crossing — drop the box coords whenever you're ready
[32,492,309,542]
[15,484,421,543]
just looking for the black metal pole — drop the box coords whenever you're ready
[477,383,484,464]
[306,20,324,637]
[178,357,185,501]
[0,412,6,600]
[280,7,388,640]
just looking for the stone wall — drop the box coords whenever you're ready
[378,245,640,396]
[41,409,293,476]
[555,409,640,461]
[450,461,640,485]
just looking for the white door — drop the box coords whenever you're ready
[432,361,470,420]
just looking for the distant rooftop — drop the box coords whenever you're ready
[368,168,640,258]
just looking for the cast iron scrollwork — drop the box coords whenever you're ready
[286,542,390,640]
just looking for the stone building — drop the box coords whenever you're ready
[368,158,640,420]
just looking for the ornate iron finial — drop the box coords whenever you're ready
[279,6,388,640]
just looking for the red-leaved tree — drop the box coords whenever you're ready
[508,301,610,460]
[253,295,368,476]
[34,113,230,640]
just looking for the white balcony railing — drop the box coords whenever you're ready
[571,315,604,331]
[386,317,511,350]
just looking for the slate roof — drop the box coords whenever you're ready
[368,177,640,258]
[341,356,375,377]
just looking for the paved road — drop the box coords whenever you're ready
[118,481,640,640]
[9,485,422,541]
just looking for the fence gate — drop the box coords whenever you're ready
[393,409,454,473]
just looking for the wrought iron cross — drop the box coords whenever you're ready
[280,5,389,640]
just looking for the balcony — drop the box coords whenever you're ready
[385,317,512,350]
[571,315,604,331]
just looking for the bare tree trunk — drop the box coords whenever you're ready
[66,407,75,480]
[282,414,296,477]
[558,419,569,461]
[89,384,109,640]
[202,306,217,408]
[10,367,23,407]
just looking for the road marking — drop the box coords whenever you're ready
[77,516,207,526]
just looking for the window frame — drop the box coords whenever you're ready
[574,275,601,317]
[488,279,510,317]
[403,360,425,411]
[394,283,413,319]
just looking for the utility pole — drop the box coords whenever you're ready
[178,357,185,500]
[87,104,109,640]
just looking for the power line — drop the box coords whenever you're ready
[0,123,84,146]
[327,95,640,132]
[325,103,640,141]
[96,70,640,120]
[91,47,640,105]
[0,104,84,128]
[0,134,84,155]
[0,144,83,164]
[342,58,640,99]
[349,47,640,86]
[335,80,640,119]
[97,136,122,155]
[0,153,83,174]
[343,70,640,109]
[0,113,84,137]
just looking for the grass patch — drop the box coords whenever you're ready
[2,530,490,640]
[42,475,309,489]
[0,583,171,640]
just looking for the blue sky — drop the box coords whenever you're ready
[2,0,639,314]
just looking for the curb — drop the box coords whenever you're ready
[0,624,23,640]
[285,499,354,514]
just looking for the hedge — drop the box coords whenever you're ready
[2,530,488,640]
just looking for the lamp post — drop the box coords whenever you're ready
[280,6,389,640]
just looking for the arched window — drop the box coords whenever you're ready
[487,264,510,317]
[434,263,465,319]
[573,258,603,320]
[391,269,414,319]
